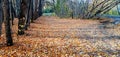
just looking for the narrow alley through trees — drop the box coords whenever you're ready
[0,16,120,56]
[0,0,120,56]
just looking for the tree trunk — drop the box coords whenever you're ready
[0,0,3,36]
[9,0,14,25]
[24,0,31,30]
[3,0,13,46]
[38,0,42,16]
[117,5,120,15]
[31,0,34,23]
[18,0,27,35]
[33,0,39,20]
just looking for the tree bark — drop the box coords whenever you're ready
[38,0,42,16]
[0,0,3,36]
[24,0,31,30]
[9,0,15,25]
[3,0,13,46]
[31,0,34,23]
[33,0,39,20]
[18,0,27,35]
[117,5,120,15]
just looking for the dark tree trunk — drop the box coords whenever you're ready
[18,0,27,35]
[31,0,34,23]
[24,0,31,30]
[16,0,21,18]
[0,0,3,36]
[33,0,39,20]
[38,0,42,16]
[3,0,13,46]
[11,5,15,25]
[9,0,15,25]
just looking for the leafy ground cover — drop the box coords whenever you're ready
[0,16,120,57]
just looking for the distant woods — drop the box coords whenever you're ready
[117,5,120,15]
[50,0,120,19]
[0,0,43,46]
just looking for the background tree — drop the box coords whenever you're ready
[9,0,15,25]
[0,0,3,36]
[54,0,120,19]
[24,0,33,30]
[117,4,120,15]
[18,0,27,35]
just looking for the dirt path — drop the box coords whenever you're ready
[0,16,120,57]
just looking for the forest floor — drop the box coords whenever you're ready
[0,16,120,57]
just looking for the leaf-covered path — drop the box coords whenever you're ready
[0,16,120,57]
